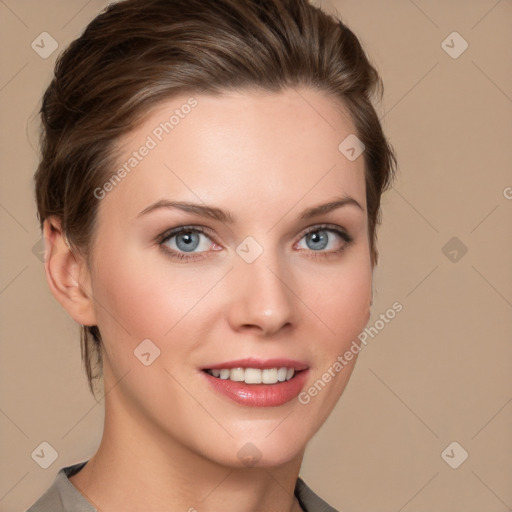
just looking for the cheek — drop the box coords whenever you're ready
[90,249,168,345]
[90,246,223,347]
[296,256,372,421]
[307,256,372,349]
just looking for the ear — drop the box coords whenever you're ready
[42,217,97,327]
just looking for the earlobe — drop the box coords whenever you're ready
[42,217,97,327]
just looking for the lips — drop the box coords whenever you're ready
[200,357,310,407]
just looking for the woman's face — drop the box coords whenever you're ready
[86,88,372,467]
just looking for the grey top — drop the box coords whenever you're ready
[26,461,339,512]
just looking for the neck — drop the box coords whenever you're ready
[69,382,305,512]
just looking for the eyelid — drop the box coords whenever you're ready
[157,225,216,244]
[158,223,351,245]
[157,225,219,263]
[157,222,353,261]
[298,223,352,241]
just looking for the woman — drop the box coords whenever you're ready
[28,0,396,510]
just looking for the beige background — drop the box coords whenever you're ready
[1,1,511,511]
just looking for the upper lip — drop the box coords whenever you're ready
[202,358,308,371]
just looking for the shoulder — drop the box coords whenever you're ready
[294,476,340,512]
[25,461,96,512]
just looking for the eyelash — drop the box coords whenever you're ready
[157,224,354,262]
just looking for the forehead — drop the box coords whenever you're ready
[98,88,366,221]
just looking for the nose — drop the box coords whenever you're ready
[226,252,298,336]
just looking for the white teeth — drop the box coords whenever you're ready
[277,367,288,382]
[230,367,245,381]
[245,368,262,384]
[206,367,297,384]
[262,368,278,384]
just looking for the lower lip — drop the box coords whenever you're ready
[202,370,309,407]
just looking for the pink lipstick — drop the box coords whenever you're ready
[200,358,309,407]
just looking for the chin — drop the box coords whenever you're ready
[210,430,308,469]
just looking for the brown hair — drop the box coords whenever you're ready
[34,0,397,396]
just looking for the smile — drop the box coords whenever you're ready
[204,367,296,384]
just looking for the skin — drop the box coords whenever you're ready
[44,87,373,512]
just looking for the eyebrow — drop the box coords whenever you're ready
[137,196,364,223]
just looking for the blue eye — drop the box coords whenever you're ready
[303,230,330,250]
[296,226,353,255]
[158,224,353,262]
[160,227,214,258]
[171,231,201,252]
